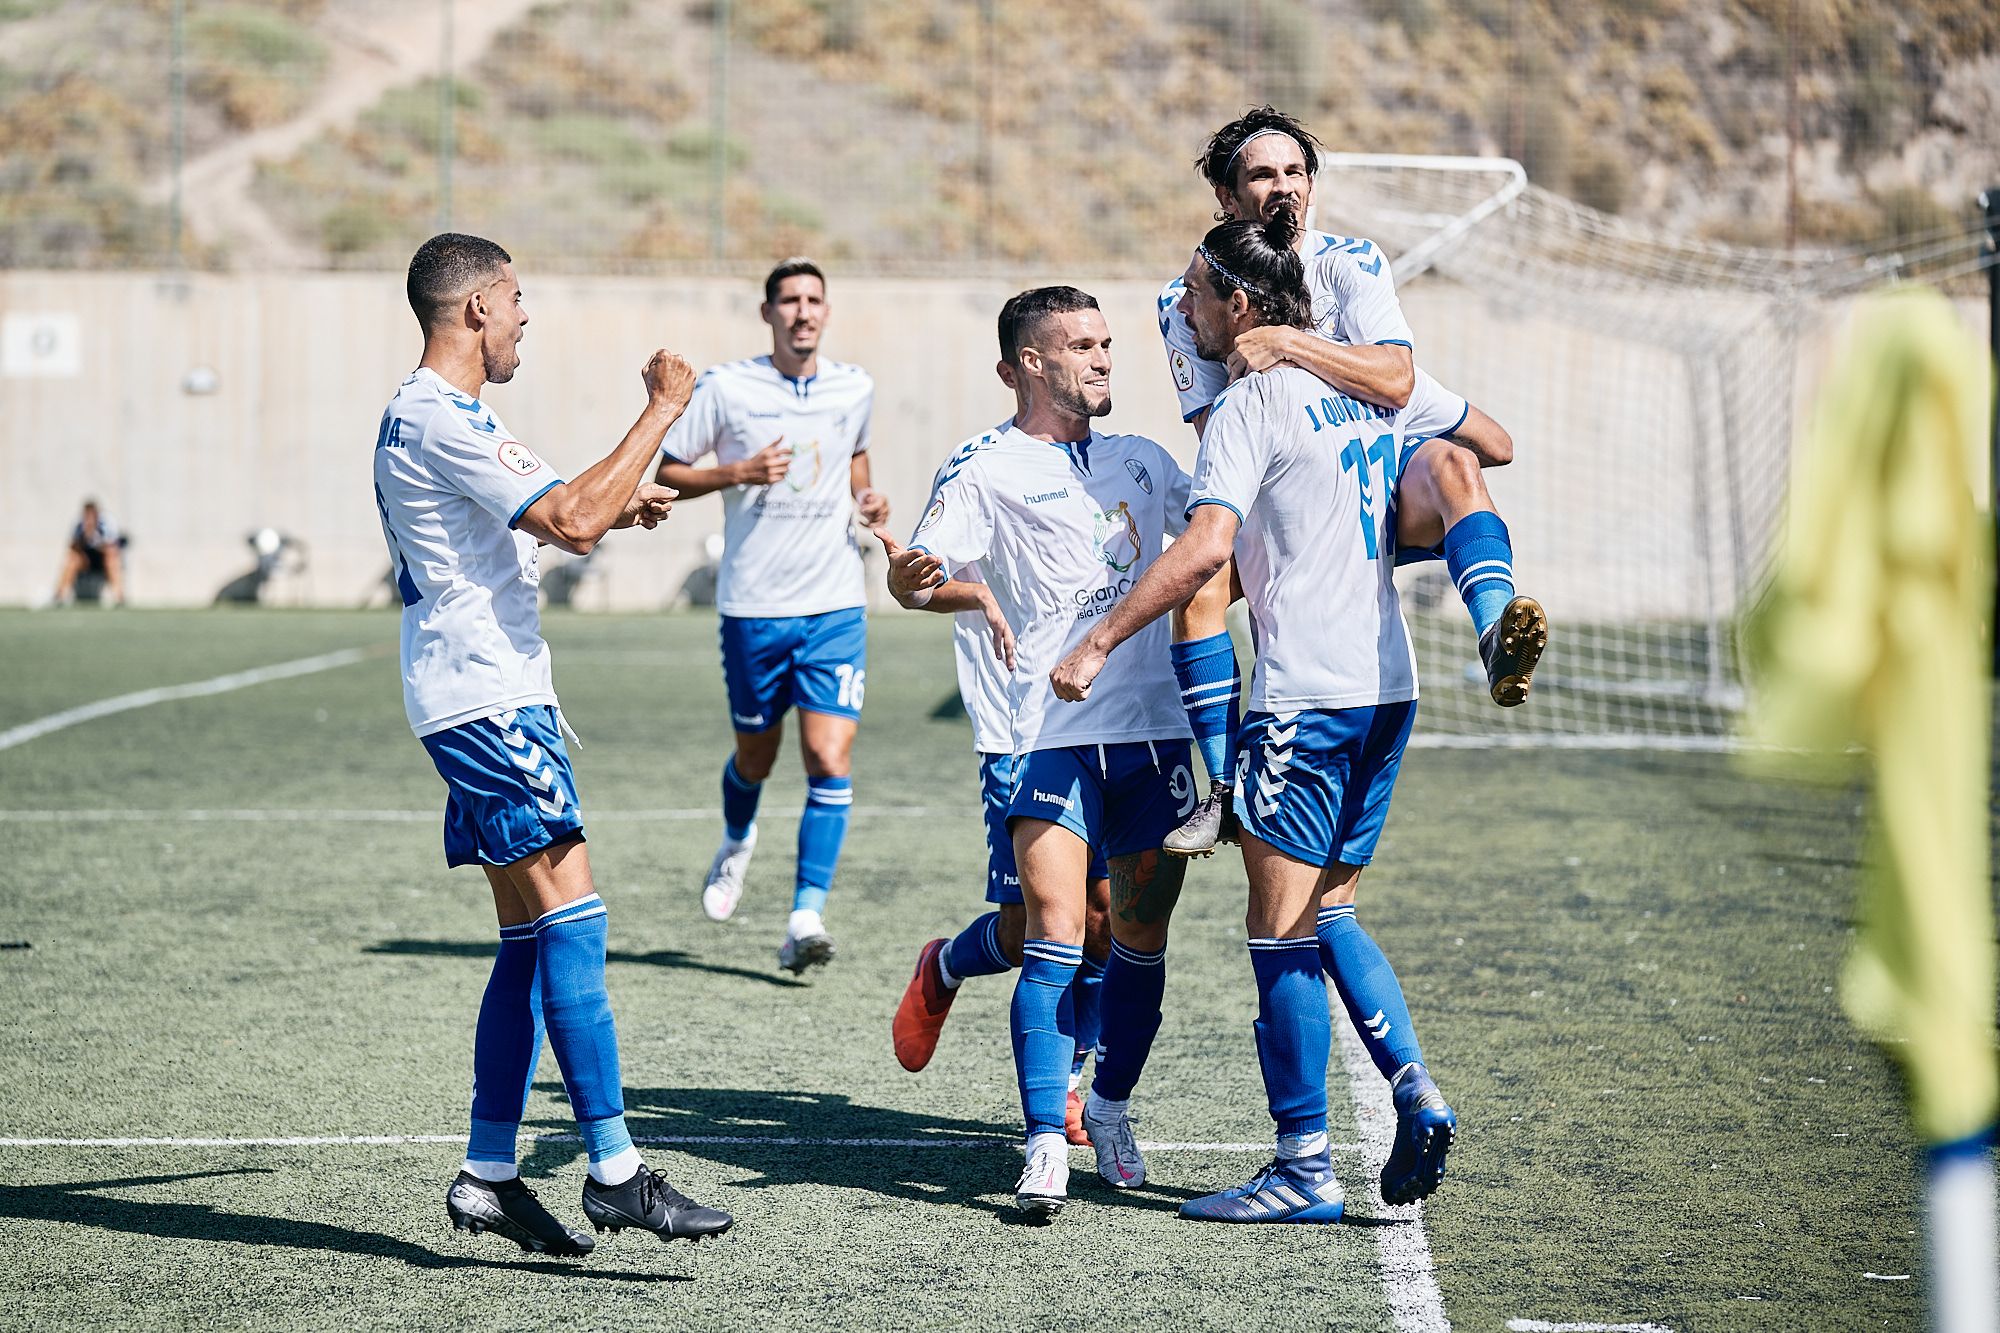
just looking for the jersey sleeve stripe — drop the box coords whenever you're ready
[508,478,561,529]
[1187,496,1244,522]
[1372,339,1414,349]
[1443,401,1470,436]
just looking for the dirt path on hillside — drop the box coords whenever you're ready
[145,0,543,268]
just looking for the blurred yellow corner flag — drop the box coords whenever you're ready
[1743,284,1996,1145]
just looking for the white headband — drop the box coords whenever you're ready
[1220,127,1300,185]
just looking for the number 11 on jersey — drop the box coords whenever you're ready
[1339,433,1398,560]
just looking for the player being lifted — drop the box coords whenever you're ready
[1157,107,1546,854]
[882,288,1198,1216]
[376,233,732,1254]
[881,419,1111,1146]
[656,259,887,975]
[1055,213,1463,1221]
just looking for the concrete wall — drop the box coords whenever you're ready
[1,270,1987,620]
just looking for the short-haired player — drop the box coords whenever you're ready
[656,259,886,974]
[379,233,731,1252]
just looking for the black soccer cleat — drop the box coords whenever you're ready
[446,1171,595,1256]
[580,1162,733,1243]
[1478,595,1548,708]
[1162,780,1241,858]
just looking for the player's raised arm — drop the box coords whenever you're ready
[1447,403,1513,467]
[1229,326,1414,409]
[517,349,693,554]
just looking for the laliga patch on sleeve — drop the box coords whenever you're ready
[497,440,542,476]
[1171,349,1195,392]
[915,494,945,534]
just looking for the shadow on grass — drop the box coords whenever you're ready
[366,938,804,989]
[0,1169,681,1280]
[524,1086,1030,1219]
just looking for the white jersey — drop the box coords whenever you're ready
[373,367,563,737]
[911,421,1193,754]
[661,355,873,618]
[1158,230,1413,422]
[1188,365,1468,712]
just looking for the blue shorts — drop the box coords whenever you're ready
[719,608,867,733]
[1006,741,1197,861]
[421,704,585,868]
[981,752,1107,904]
[1233,704,1416,868]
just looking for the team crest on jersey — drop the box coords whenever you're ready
[1171,349,1195,392]
[1094,500,1140,573]
[497,440,541,476]
[1125,459,1153,494]
[786,437,821,492]
[916,494,945,535]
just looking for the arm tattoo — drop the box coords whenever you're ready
[1109,849,1186,927]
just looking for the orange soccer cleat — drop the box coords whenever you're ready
[892,938,959,1072]
[1064,1089,1090,1146]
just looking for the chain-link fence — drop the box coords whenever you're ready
[2,0,1995,277]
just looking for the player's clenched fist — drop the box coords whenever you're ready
[1049,640,1108,702]
[853,486,890,527]
[642,349,696,410]
[617,482,678,530]
[735,437,792,486]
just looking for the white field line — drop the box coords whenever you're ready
[0,807,946,823]
[1505,1323,1676,1333]
[0,1133,1355,1154]
[1336,1018,1451,1333]
[0,649,370,753]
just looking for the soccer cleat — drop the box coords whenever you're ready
[1081,1093,1146,1189]
[1014,1135,1070,1218]
[892,938,957,1071]
[701,826,758,922]
[1478,595,1548,707]
[1162,780,1241,858]
[1064,1089,1090,1147]
[1178,1151,1345,1223]
[445,1171,595,1256]
[1380,1063,1457,1205]
[580,1162,733,1242]
[778,908,836,975]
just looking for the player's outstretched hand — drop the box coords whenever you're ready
[737,437,791,486]
[871,527,945,601]
[643,349,696,412]
[1049,641,1107,702]
[616,482,678,530]
[854,486,890,527]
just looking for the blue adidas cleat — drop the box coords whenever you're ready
[1380,1063,1456,1205]
[1177,1151,1345,1223]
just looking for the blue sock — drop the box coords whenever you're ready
[532,895,632,1165]
[944,911,1012,979]
[1442,510,1515,639]
[1011,941,1082,1139]
[1091,938,1166,1101]
[721,756,762,841]
[795,775,852,914]
[467,922,543,1168]
[1071,951,1106,1077]
[1170,631,1242,785]
[1317,904,1424,1081]
[1249,937,1331,1137]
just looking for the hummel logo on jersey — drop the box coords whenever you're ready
[748,409,782,418]
[1031,789,1075,810]
[1024,488,1069,504]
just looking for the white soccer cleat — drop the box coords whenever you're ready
[777,907,836,975]
[1014,1133,1071,1218]
[1081,1092,1147,1189]
[701,826,757,922]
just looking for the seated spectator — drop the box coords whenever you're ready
[53,500,126,607]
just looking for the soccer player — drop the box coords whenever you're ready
[881,432,1110,1147]
[655,259,886,975]
[882,288,1198,1217]
[1157,107,1546,853]
[376,232,732,1254]
[1055,212,1466,1221]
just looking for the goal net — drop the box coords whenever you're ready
[1311,155,1882,749]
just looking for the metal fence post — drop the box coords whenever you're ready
[1981,187,2000,673]
[438,0,455,233]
